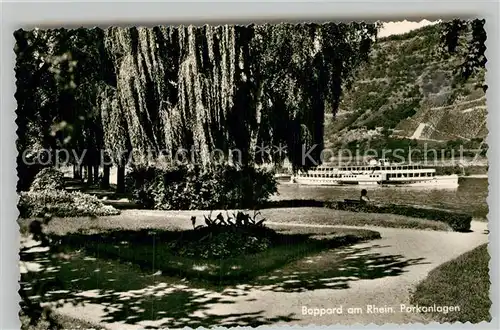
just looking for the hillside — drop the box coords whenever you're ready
[325,23,487,160]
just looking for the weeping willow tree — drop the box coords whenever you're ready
[15,22,378,192]
[103,22,378,173]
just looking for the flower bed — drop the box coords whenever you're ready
[53,225,381,285]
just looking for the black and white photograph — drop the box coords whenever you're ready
[15,18,490,329]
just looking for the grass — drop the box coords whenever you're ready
[260,207,453,231]
[20,225,383,328]
[326,202,472,232]
[17,206,454,237]
[410,243,491,323]
[51,226,380,286]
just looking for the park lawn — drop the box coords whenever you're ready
[19,225,380,329]
[260,207,453,231]
[18,207,453,238]
[410,243,491,323]
[51,226,380,286]
[20,250,214,329]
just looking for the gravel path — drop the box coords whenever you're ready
[39,211,488,327]
[210,220,489,326]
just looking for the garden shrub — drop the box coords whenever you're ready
[327,201,472,232]
[170,228,275,259]
[29,167,65,191]
[172,211,275,259]
[18,190,120,218]
[126,164,278,210]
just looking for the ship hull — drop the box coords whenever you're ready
[291,174,459,188]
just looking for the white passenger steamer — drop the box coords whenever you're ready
[291,159,459,188]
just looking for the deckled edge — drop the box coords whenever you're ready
[484,10,498,330]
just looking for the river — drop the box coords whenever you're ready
[274,177,489,218]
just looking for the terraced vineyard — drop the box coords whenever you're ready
[325,23,487,156]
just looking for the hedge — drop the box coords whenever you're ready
[327,201,472,232]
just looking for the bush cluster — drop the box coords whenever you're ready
[18,190,120,218]
[169,211,276,259]
[126,164,278,210]
[29,167,65,191]
[170,229,273,260]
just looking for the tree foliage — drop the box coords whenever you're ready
[441,19,487,90]
[16,23,378,186]
[16,22,378,329]
[102,23,377,170]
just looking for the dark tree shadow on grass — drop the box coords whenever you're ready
[258,199,326,209]
[248,244,428,292]
[20,245,297,329]
[20,232,426,328]
[49,227,381,285]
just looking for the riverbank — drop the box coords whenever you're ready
[460,174,488,179]
[274,177,488,218]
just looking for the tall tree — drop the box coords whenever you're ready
[15,28,116,189]
[441,19,487,90]
[16,22,378,191]
[103,23,377,172]
[15,28,74,190]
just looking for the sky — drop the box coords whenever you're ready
[378,19,440,38]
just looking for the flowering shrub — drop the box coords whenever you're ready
[167,210,274,259]
[170,230,273,259]
[18,190,120,218]
[29,167,65,191]
[126,164,278,210]
[191,210,268,229]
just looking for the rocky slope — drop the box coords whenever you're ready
[325,23,487,155]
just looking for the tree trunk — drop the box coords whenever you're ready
[73,165,82,180]
[93,164,100,183]
[248,81,264,165]
[101,165,110,189]
[116,165,125,193]
[87,165,94,185]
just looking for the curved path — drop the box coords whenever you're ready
[226,220,489,325]
[46,215,488,328]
